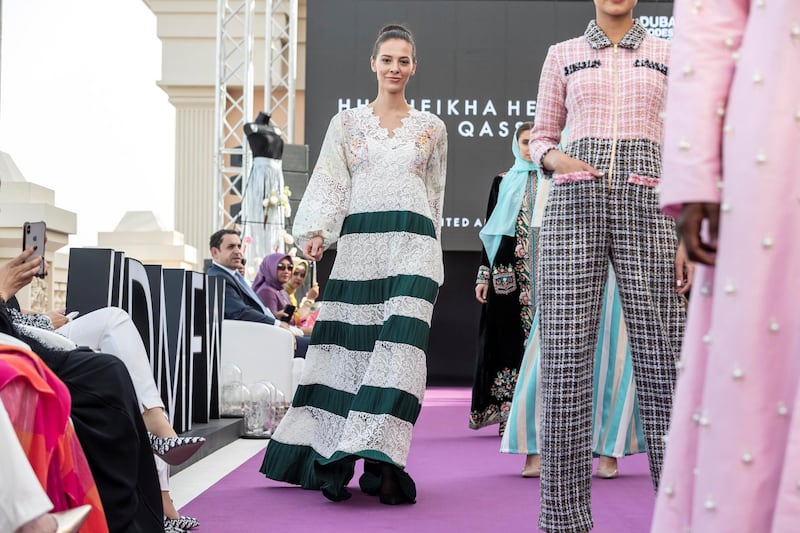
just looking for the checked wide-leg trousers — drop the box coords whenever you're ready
[536,173,686,533]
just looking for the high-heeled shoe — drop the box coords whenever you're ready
[53,504,92,533]
[521,454,541,478]
[596,456,619,479]
[149,433,206,465]
[164,515,199,530]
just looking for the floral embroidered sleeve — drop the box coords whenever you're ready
[292,114,351,250]
[476,266,490,285]
[425,120,448,242]
[530,44,567,171]
[8,307,55,331]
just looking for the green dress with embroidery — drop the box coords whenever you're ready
[469,172,534,430]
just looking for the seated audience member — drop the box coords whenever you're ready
[0,361,94,533]
[207,229,309,357]
[285,258,320,336]
[8,304,202,531]
[0,248,163,533]
[252,253,294,320]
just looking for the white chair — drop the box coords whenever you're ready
[220,319,301,400]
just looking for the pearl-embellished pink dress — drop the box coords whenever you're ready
[653,1,800,531]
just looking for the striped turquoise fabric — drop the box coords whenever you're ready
[501,266,645,457]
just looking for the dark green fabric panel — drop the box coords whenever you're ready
[291,383,421,424]
[291,383,354,418]
[341,210,436,238]
[311,315,431,351]
[323,275,439,305]
[351,385,422,424]
[259,440,323,489]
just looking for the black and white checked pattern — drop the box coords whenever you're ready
[537,139,685,533]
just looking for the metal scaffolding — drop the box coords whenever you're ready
[265,0,298,144]
[214,0,255,230]
[214,0,298,230]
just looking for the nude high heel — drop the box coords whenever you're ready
[596,456,619,479]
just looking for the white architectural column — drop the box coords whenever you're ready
[0,152,76,312]
[166,86,216,257]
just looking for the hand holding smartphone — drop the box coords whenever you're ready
[22,221,47,278]
[280,304,296,322]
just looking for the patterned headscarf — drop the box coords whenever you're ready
[252,252,293,293]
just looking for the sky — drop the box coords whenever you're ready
[0,0,175,247]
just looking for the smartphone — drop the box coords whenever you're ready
[22,221,47,278]
[280,304,296,322]
[66,311,80,320]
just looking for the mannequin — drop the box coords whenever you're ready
[241,112,287,277]
[244,111,284,159]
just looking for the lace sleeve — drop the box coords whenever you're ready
[292,114,351,250]
[8,307,55,331]
[425,119,447,242]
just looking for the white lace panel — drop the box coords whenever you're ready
[319,297,434,326]
[337,411,414,466]
[300,341,427,398]
[330,232,443,286]
[298,345,373,394]
[273,405,415,466]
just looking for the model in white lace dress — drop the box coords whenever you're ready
[260,24,447,506]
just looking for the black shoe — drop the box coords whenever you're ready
[359,459,382,496]
[378,463,415,505]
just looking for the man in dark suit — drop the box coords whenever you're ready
[207,229,309,357]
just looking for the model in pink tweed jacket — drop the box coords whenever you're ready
[528,16,687,533]
[530,19,669,184]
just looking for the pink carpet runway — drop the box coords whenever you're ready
[180,388,655,532]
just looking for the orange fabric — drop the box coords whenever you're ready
[0,345,109,533]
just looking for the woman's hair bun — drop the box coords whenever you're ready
[378,24,411,37]
[372,23,416,60]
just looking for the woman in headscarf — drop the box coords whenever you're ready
[284,257,320,335]
[470,122,537,436]
[252,253,294,321]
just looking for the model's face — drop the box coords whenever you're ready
[211,234,242,270]
[594,0,637,17]
[291,266,306,289]
[371,39,416,94]
[517,129,532,162]
[276,259,293,284]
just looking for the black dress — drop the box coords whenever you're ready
[469,172,535,430]
[0,299,163,533]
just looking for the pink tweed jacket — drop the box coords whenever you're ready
[530,20,670,186]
